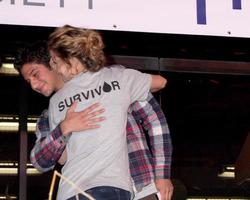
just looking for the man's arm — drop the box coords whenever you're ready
[131,93,173,200]
[30,102,105,172]
[30,109,66,172]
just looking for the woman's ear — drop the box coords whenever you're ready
[69,66,78,76]
[69,57,86,75]
[68,57,79,75]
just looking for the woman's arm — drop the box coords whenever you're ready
[150,74,167,92]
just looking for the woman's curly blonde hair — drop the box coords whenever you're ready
[48,25,106,72]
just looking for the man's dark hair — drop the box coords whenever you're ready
[14,40,51,73]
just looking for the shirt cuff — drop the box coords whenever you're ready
[53,124,70,145]
[154,167,171,179]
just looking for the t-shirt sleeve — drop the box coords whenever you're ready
[122,68,152,104]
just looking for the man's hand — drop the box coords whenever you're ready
[155,179,174,200]
[60,102,105,136]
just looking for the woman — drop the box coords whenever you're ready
[47,25,166,200]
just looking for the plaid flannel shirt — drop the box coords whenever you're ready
[30,93,172,192]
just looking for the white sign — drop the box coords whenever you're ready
[0,0,250,38]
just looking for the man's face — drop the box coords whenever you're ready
[21,63,63,97]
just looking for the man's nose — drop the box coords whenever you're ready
[30,78,40,92]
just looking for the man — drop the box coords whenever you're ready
[14,41,173,200]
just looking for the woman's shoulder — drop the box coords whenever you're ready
[100,65,126,75]
[105,64,126,71]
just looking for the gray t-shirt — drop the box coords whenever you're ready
[48,66,152,200]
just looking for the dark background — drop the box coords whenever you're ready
[1,24,250,199]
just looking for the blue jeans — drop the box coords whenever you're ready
[67,186,131,200]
